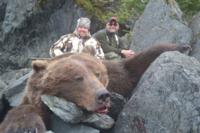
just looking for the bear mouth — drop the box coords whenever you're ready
[95,104,110,114]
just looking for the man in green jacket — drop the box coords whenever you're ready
[93,16,135,60]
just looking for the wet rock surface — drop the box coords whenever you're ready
[113,51,200,133]
[130,0,192,52]
[41,95,114,130]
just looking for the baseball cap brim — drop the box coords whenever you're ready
[107,17,118,23]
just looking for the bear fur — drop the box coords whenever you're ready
[0,44,190,133]
[104,44,191,97]
[0,53,110,133]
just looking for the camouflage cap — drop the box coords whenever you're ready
[107,16,118,24]
[76,17,91,29]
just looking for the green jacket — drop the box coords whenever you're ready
[93,29,127,56]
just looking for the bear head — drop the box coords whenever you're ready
[23,53,111,114]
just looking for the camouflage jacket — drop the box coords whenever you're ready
[49,32,104,59]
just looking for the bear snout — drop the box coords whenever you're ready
[96,89,110,103]
[94,89,111,114]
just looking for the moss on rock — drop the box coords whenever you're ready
[37,0,48,7]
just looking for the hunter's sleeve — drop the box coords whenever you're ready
[83,37,105,59]
[50,35,68,57]
[118,37,128,49]
[95,40,105,59]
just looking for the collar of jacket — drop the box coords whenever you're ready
[73,30,91,39]
[106,29,117,37]
[105,29,119,46]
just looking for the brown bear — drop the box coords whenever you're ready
[0,44,190,133]
[0,53,111,133]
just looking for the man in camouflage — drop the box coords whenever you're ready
[49,17,104,59]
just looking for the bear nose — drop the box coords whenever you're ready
[97,89,110,103]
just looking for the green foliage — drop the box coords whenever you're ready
[176,0,200,18]
[118,0,200,21]
[74,0,200,22]
[75,0,94,13]
[110,0,148,23]
[75,0,147,23]
[75,0,108,21]
[37,0,48,7]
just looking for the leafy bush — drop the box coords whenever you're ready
[74,0,200,22]
[110,0,148,22]
[75,0,147,23]
[176,0,200,19]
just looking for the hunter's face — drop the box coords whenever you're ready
[77,27,89,38]
[106,21,119,33]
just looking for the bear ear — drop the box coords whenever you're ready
[32,60,48,72]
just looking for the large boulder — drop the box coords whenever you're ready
[51,114,100,133]
[113,51,200,133]
[0,0,6,23]
[0,0,87,74]
[130,0,192,51]
[0,69,31,108]
[189,12,200,62]
[0,79,7,91]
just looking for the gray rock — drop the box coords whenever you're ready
[2,0,37,34]
[2,70,31,107]
[5,71,30,95]
[108,92,126,120]
[41,95,84,124]
[189,12,200,62]
[113,51,200,133]
[0,94,5,121]
[82,113,114,130]
[46,131,54,133]
[41,95,114,130]
[0,0,6,23]
[0,79,7,91]
[130,0,192,52]
[51,114,99,133]
[0,68,31,85]
[0,0,87,74]
[2,71,31,107]
[0,93,10,122]
[7,92,24,107]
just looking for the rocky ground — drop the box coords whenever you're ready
[0,0,200,133]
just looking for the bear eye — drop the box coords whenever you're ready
[95,72,101,79]
[74,75,84,81]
